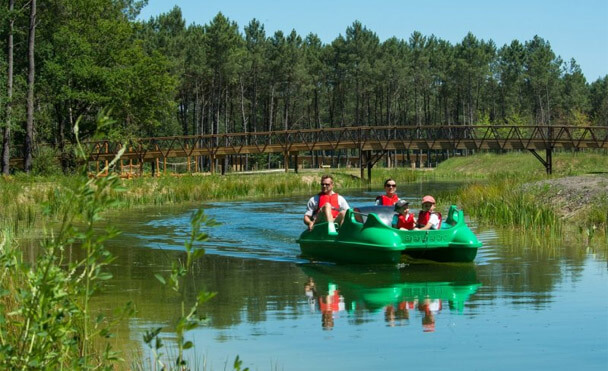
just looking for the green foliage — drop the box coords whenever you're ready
[0,162,132,369]
[453,177,561,230]
[589,76,608,125]
[2,3,606,178]
[586,194,608,232]
[34,0,178,143]
[31,145,62,176]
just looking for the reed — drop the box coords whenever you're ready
[448,175,558,229]
[0,170,372,239]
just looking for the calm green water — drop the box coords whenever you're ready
[83,182,608,370]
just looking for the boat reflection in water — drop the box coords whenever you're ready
[300,263,481,332]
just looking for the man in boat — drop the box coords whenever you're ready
[304,175,350,231]
[375,178,400,206]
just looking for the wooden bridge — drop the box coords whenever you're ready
[10,125,605,178]
[81,125,607,177]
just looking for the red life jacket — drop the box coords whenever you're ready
[319,291,341,312]
[397,213,415,230]
[417,210,442,229]
[376,194,399,206]
[317,192,340,218]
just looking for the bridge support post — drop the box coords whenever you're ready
[366,150,372,186]
[528,148,553,175]
[359,150,364,180]
[104,142,109,176]
[210,155,216,174]
[294,153,299,173]
[284,151,289,173]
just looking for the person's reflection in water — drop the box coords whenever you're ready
[384,301,411,327]
[418,297,441,332]
[304,277,317,311]
[321,310,334,329]
[318,283,344,330]
[384,305,396,326]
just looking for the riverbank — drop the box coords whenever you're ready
[522,175,608,222]
[1,151,606,236]
[436,151,607,238]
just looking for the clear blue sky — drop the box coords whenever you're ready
[139,0,608,82]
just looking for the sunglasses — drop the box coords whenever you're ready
[385,184,397,188]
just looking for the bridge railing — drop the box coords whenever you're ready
[6,125,608,166]
[80,125,607,159]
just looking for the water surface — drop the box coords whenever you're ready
[88,183,608,370]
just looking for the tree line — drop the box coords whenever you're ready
[1,1,607,174]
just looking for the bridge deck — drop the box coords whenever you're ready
[81,125,607,162]
[7,125,608,176]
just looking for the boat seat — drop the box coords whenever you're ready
[444,205,460,226]
[352,206,394,226]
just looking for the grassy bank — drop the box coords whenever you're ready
[1,150,606,237]
[434,151,608,238]
[0,169,420,235]
[434,151,608,177]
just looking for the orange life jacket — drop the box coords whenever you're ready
[417,210,442,229]
[317,193,340,218]
[397,213,415,230]
[376,194,399,206]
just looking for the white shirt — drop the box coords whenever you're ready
[304,193,350,218]
[427,213,440,229]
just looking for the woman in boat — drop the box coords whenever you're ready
[375,178,400,206]
[303,175,350,231]
[416,195,442,230]
[392,200,416,230]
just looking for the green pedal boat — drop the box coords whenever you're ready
[297,205,482,264]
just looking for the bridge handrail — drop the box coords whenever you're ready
[81,125,608,145]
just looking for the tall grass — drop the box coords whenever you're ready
[451,176,561,231]
[0,168,418,236]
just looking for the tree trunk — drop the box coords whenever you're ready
[24,0,36,173]
[314,89,320,128]
[59,105,67,172]
[1,0,14,175]
[284,81,290,131]
[268,84,275,169]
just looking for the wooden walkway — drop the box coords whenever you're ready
[9,125,607,177]
[82,125,607,176]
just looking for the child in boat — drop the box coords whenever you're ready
[416,195,442,230]
[392,200,415,230]
[375,178,400,206]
